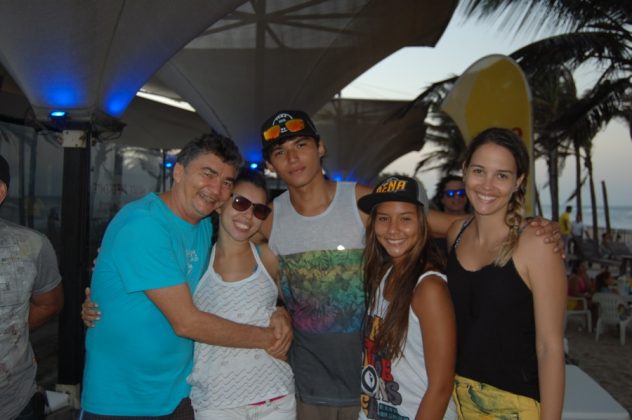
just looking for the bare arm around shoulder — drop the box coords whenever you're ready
[355,183,373,226]
[516,227,566,420]
[411,274,456,420]
[145,284,276,349]
[428,210,466,239]
[29,283,64,330]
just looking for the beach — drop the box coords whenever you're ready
[565,318,632,415]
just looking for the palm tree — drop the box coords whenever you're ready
[550,77,631,239]
[530,65,577,220]
[407,78,466,177]
[415,113,466,175]
[424,0,631,222]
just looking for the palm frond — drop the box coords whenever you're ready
[566,175,588,202]
[512,31,630,76]
[549,77,631,140]
[461,0,631,37]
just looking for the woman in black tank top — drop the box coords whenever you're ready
[446,128,566,420]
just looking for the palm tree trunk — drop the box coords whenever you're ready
[586,154,599,241]
[548,142,560,220]
[601,181,611,234]
[573,139,583,220]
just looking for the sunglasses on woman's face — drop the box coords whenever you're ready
[444,189,466,198]
[231,194,271,220]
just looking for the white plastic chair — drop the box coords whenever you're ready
[593,292,631,345]
[565,296,592,333]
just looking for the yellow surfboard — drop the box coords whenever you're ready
[440,54,534,215]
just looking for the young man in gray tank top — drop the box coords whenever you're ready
[256,110,462,420]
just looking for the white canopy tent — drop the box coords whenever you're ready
[0,0,456,178]
[0,0,246,121]
[153,0,456,167]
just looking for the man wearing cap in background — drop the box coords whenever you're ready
[256,110,460,420]
[0,154,64,420]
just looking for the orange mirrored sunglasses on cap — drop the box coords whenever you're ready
[263,118,305,142]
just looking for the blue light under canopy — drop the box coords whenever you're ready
[49,110,68,118]
[0,0,246,121]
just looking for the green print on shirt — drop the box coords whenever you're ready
[279,248,364,333]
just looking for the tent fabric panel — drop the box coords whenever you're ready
[0,0,247,120]
[157,0,457,163]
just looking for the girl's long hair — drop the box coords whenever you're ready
[362,205,444,359]
[463,128,529,267]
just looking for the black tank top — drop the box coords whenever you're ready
[447,219,539,401]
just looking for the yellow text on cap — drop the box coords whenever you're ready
[376,180,407,193]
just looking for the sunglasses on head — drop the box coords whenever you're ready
[231,194,271,220]
[263,118,305,142]
[444,189,466,198]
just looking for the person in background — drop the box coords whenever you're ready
[0,154,64,420]
[431,175,469,216]
[570,214,586,255]
[600,232,614,258]
[594,269,631,319]
[560,205,572,254]
[188,169,295,419]
[357,175,457,419]
[446,128,566,419]
[568,259,595,300]
[595,269,617,293]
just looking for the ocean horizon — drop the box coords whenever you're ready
[539,204,632,231]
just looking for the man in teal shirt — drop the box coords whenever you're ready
[81,133,291,418]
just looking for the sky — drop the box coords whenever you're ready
[339,5,631,208]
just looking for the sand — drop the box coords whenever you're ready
[565,318,632,415]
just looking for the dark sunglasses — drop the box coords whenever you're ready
[444,189,466,198]
[231,194,271,220]
[262,118,305,142]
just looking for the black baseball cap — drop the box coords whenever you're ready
[0,155,10,189]
[261,110,320,150]
[358,175,428,214]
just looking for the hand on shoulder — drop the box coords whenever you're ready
[515,224,566,289]
[356,183,373,224]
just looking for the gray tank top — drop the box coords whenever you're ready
[269,181,366,406]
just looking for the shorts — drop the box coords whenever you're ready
[453,375,540,420]
[79,397,193,420]
[194,394,296,420]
